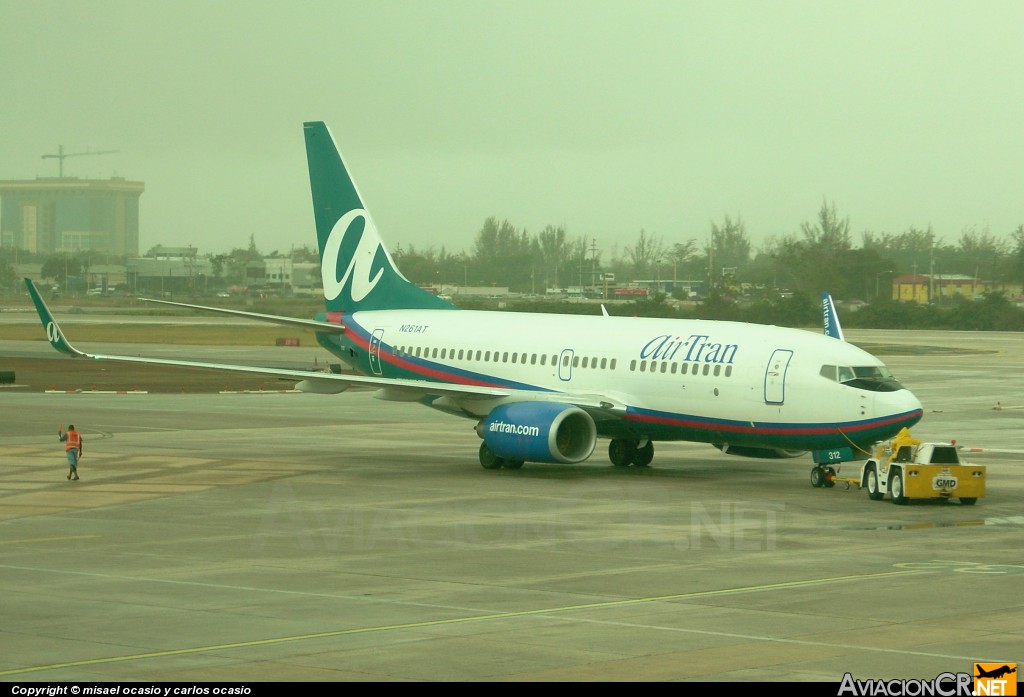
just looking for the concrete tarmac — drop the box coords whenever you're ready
[1,329,1022,682]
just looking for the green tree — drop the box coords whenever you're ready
[537,224,568,289]
[709,215,751,270]
[471,217,537,291]
[290,245,320,263]
[1010,225,1024,284]
[957,226,1009,282]
[772,200,858,298]
[0,257,14,290]
[624,229,665,279]
[41,255,82,288]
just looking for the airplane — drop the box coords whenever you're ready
[24,120,925,481]
[975,665,1016,680]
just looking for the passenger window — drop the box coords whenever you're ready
[610,359,617,370]
[458,349,464,360]
[660,362,668,373]
[630,360,637,371]
[502,352,509,362]
[572,356,579,367]
[600,358,607,369]
[440,349,447,359]
[531,354,537,365]
[725,365,732,377]
[702,364,710,376]
[640,360,647,372]
[671,363,677,374]
[485,351,491,361]
[692,363,699,375]
[541,354,547,366]
[511,352,518,363]
[713,365,721,376]
[582,357,589,368]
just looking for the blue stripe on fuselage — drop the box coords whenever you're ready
[341,316,554,392]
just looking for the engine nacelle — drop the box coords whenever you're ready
[295,379,350,394]
[479,402,597,464]
[715,443,805,459]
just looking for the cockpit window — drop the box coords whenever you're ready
[820,364,904,392]
[852,366,895,381]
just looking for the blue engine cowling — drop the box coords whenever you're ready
[714,443,805,459]
[479,402,597,464]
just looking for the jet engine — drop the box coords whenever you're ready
[714,443,805,459]
[478,402,597,464]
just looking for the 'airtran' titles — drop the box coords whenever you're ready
[640,334,738,364]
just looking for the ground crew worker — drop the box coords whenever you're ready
[58,424,83,480]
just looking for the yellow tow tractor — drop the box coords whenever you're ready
[859,428,986,505]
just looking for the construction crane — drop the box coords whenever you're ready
[42,145,119,177]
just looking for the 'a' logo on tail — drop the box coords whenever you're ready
[321,208,400,304]
[304,121,455,313]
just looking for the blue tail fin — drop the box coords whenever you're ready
[822,292,845,341]
[303,121,455,313]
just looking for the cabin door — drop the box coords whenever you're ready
[558,349,575,382]
[764,349,793,404]
[368,329,385,375]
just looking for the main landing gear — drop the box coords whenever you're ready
[478,442,523,470]
[810,465,837,488]
[608,438,654,467]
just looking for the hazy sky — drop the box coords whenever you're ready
[3,1,1022,258]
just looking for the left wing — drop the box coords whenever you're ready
[23,278,627,415]
[23,278,510,399]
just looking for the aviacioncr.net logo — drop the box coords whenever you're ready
[321,209,403,303]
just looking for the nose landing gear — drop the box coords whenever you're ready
[810,465,837,488]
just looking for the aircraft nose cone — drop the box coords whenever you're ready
[903,390,924,427]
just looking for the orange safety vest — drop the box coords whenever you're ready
[65,430,81,452]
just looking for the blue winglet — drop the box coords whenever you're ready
[821,292,845,341]
[24,278,86,357]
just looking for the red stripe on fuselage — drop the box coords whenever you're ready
[345,327,511,389]
[624,408,923,436]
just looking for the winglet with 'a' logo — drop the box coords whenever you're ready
[24,278,87,358]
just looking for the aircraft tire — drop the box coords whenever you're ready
[479,442,504,470]
[608,439,635,467]
[959,497,977,506]
[866,466,884,501]
[823,466,837,488]
[504,459,525,470]
[634,441,654,467]
[889,470,908,505]
[810,466,825,488]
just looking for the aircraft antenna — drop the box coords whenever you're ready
[42,145,120,177]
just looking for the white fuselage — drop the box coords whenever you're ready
[330,309,923,452]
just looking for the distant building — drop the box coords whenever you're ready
[0,177,144,256]
[892,274,992,304]
[145,244,196,259]
[128,255,211,295]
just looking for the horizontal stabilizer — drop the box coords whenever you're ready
[140,296,346,333]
